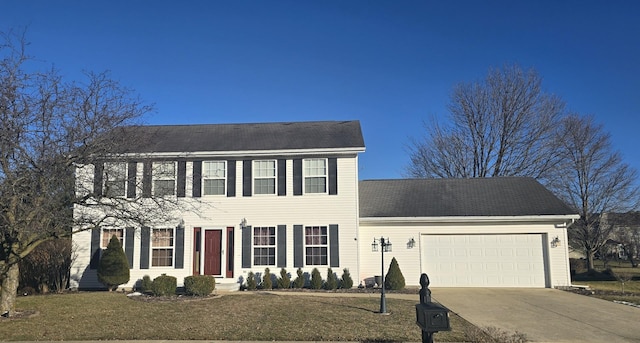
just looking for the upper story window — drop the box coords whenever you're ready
[304,158,327,193]
[254,160,276,195]
[253,226,276,265]
[152,228,174,267]
[103,162,127,197]
[203,161,226,195]
[153,162,175,196]
[101,228,124,248]
[305,225,327,265]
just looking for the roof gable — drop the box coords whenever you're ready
[359,177,576,218]
[113,120,365,154]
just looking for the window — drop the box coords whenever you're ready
[254,160,276,194]
[253,226,276,265]
[203,161,226,195]
[153,162,175,196]
[305,226,327,265]
[152,228,174,267]
[304,159,327,193]
[103,162,126,197]
[102,228,124,248]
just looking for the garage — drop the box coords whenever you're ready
[421,234,548,287]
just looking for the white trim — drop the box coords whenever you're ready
[109,147,366,159]
[360,215,579,225]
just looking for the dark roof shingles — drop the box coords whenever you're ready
[359,177,576,217]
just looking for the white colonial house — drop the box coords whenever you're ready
[70,120,578,290]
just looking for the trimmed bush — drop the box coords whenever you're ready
[151,274,177,296]
[184,275,216,296]
[277,268,291,289]
[140,275,153,293]
[340,268,353,289]
[293,268,305,288]
[246,271,257,290]
[384,257,406,290]
[97,235,130,291]
[325,268,338,290]
[262,268,273,290]
[310,268,323,289]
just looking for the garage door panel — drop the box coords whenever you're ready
[422,234,546,287]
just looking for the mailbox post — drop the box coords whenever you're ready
[415,273,450,343]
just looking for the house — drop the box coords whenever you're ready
[70,120,579,290]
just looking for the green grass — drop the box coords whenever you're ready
[1,292,474,341]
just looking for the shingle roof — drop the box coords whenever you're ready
[359,177,576,217]
[114,120,365,153]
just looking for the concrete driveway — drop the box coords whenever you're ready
[432,288,640,343]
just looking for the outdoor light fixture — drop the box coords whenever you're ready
[407,237,416,249]
[372,237,392,314]
[551,236,561,248]
[240,218,247,227]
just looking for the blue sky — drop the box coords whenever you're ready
[2,0,639,181]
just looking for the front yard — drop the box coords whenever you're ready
[1,291,475,341]
[570,259,640,305]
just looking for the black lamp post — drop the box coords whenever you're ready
[371,236,392,314]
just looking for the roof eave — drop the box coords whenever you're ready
[107,147,366,159]
[359,214,580,225]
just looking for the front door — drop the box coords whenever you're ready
[204,230,222,275]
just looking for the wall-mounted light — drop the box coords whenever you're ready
[407,238,416,249]
[240,218,247,227]
[551,236,561,248]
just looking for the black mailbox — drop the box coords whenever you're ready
[416,273,450,343]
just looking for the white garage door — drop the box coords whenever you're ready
[421,234,547,287]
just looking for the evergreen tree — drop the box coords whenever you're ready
[277,268,291,289]
[262,268,273,289]
[310,268,323,289]
[384,257,406,290]
[325,268,338,290]
[293,268,305,288]
[97,235,130,291]
[340,268,354,289]
[246,271,257,290]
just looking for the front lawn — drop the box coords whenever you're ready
[1,292,474,342]
[570,259,640,305]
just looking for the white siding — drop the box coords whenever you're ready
[358,221,571,288]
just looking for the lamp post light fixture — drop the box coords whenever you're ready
[371,237,392,314]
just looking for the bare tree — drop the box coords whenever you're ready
[407,64,565,180]
[547,115,639,271]
[606,211,640,267]
[0,29,183,316]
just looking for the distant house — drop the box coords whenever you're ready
[70,120,579,290]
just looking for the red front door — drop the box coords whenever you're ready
[204,230,222,275]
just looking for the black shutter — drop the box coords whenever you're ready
[89,228,101,269]
[177,161,186,197]
[140,227,150,269]
[126,162,137,198]
[277,225,287,267]
[142,161,152,198]
[125,227,135,268]
[227,160,236,197]
[175,226,184,269]
[328,158,338,195]
[293,225,303,267]
[243,160,252,197]
[242,225,252,268]
[277,159,286,196]
[329,224,339,267]
[293,159,302,196]
[93,162,103,197]
[192,161,202,197]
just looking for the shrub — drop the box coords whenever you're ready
[293,268,305,288]
[310,268,323,289]
[184,275,216,296]
[277,268,291,289]
[151,274,177,296]
[97,235,130,291]
[325,268,338,290]
[385,257,405,290]
[340,268,353,289]
[19,238,75,293]
[140,275,153,293]
[262,268,273,289]
[246,271,257,290]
